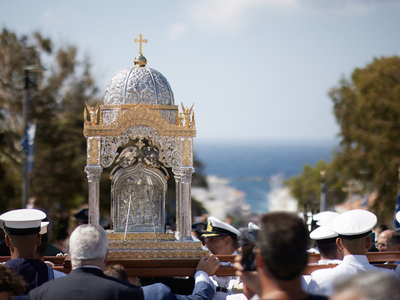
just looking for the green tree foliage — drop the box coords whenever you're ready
[0,28,98,213]
[0,29,45,209]
[285,160,346,212]
[286,57,400,222]
[329,56,400,222]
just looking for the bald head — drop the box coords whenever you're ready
[377,230,400,252]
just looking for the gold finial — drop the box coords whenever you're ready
[134,34,148,67]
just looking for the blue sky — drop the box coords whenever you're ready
[1,0,400,142]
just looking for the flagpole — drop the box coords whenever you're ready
[22,69,30,209]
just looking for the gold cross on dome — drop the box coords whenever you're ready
[134,34,148,55]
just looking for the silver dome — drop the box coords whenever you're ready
[103,67,174,105]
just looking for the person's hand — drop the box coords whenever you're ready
[196,255,220,276]
[234,254,261,297]
[44,260,55,267]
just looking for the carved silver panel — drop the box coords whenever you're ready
[102,109,120,124]
[103,67,174,106]
[100,125,180,170]
[160,110,177,125]
[111,162,167,233]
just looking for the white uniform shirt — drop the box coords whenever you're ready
[308,254,398,297]
[209,250,241,300]
[317,259,342,265]
[302,258,342,292]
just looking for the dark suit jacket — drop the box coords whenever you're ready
[140,277,195,295]
[28,267,144,300]
[142,281,215,300]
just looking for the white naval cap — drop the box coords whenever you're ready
[396,211,400,224]
[40,221,49,235]
[248,222,260,230]
[0,209,46,235]
[314,211,339,227]
[330,209,377,239]
[201,216,241,240]
[310,225,338,241]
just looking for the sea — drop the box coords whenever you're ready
[194,139,339,214]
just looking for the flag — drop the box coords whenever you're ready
[26,123,36,173]
[20,123,37,173]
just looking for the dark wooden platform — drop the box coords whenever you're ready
[2,252,399,276]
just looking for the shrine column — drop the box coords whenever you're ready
[85,166,103,225]
[174,167,194,241]
[85,136,103,225]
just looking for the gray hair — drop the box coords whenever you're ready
[333,271,400,300]
[70,224,108,267]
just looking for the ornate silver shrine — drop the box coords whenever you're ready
[83,35,207,259]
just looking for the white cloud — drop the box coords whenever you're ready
[41,6,78,26]
[299,0,386,16]
[189,0,266,33]
[167,23,189,41]
[169,0,400,38]
[41,9,64,25]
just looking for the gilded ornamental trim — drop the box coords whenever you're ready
[84,104,196,138]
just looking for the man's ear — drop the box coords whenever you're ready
[365,236,371,249]
[395,243,400,251]
[336,237,344,251]
[5,235,11,247]
[225,236,232,246]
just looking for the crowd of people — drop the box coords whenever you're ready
[1,207,400,300]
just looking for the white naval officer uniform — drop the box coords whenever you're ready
[308,254,398,296]
[201,217,244,300]
[302,222,343,292]
[0,209,57,298]
[309,223,341,265]
[308,209,399,297]
[209,250,239,300]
